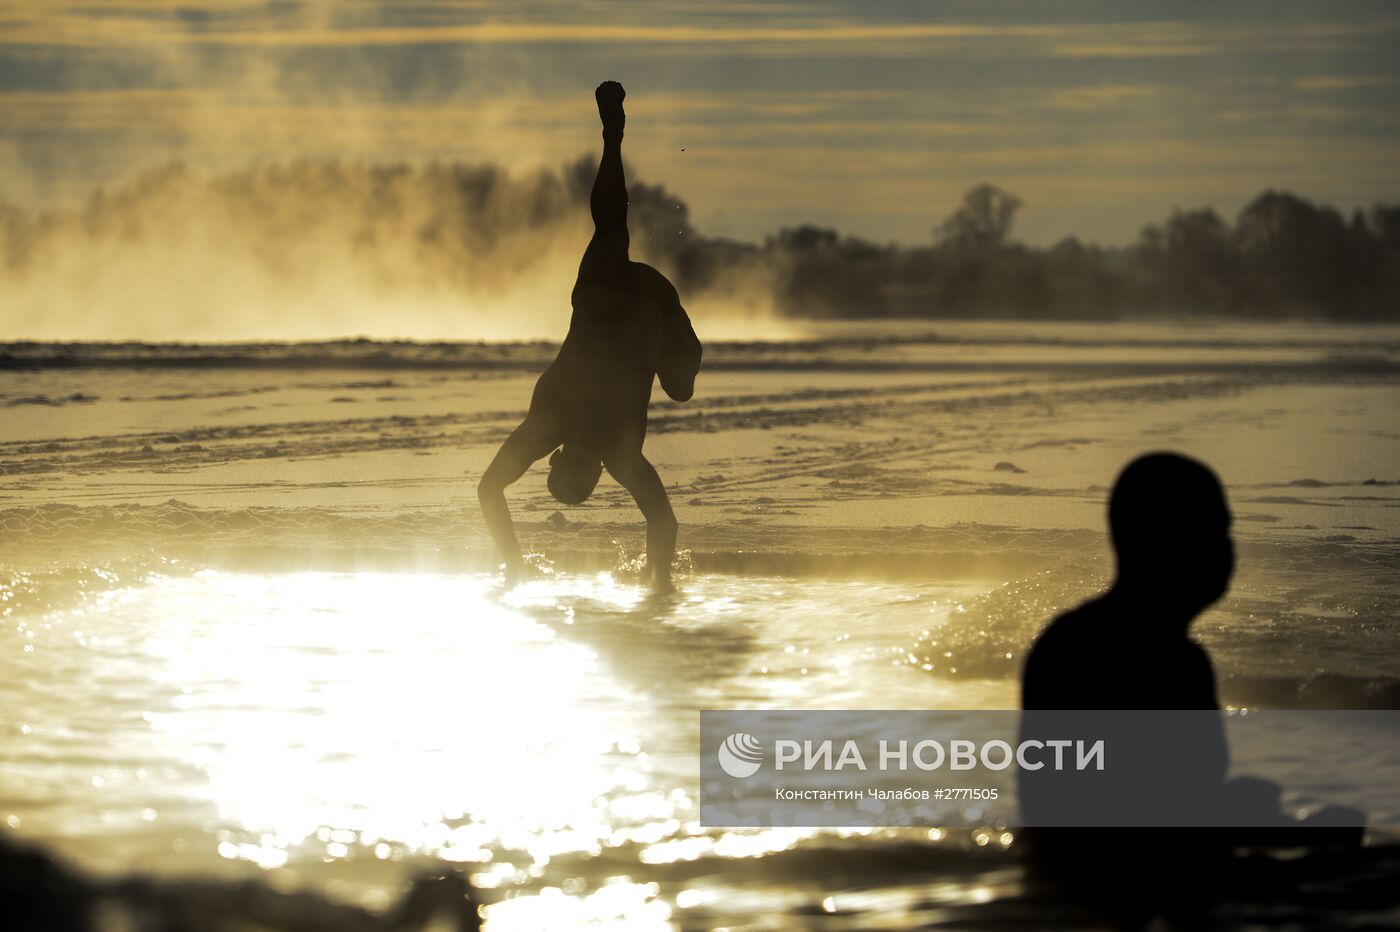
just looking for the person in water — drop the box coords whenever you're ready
[478,81,701,592]
[1019,452,1361,927]
[1019,452,1237,836]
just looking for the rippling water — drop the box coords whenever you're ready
[5,566,1399,928]
[2,568,1027,926]
[3,322,1398,927]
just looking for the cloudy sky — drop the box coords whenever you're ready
[2,0,1398,245]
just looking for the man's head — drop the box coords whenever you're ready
[548,445,603,506]
[1109,452,1234,616]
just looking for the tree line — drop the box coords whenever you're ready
[4,157,1396,322]
[640,180,1400,320]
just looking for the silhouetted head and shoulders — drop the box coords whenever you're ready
[1022,452,1235,711]
[1018,454,1365,925]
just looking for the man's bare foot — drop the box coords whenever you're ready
[596,80,625,135]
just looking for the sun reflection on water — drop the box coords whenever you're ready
[0,566,1005,928]
[133,571,657,871]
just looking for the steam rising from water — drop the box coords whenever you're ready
[0,158,791,341]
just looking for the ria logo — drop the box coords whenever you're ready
[717,732,764,778]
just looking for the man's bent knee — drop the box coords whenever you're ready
[478,473,504,501]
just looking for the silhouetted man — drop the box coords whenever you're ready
[1018,453,1238,926]
[1021,453,1237,814]
[1019,452,1360,927]
[478,82,701,592]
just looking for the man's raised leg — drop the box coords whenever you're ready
[582,81,629,270]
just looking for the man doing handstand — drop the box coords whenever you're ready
[478,81,702,592]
